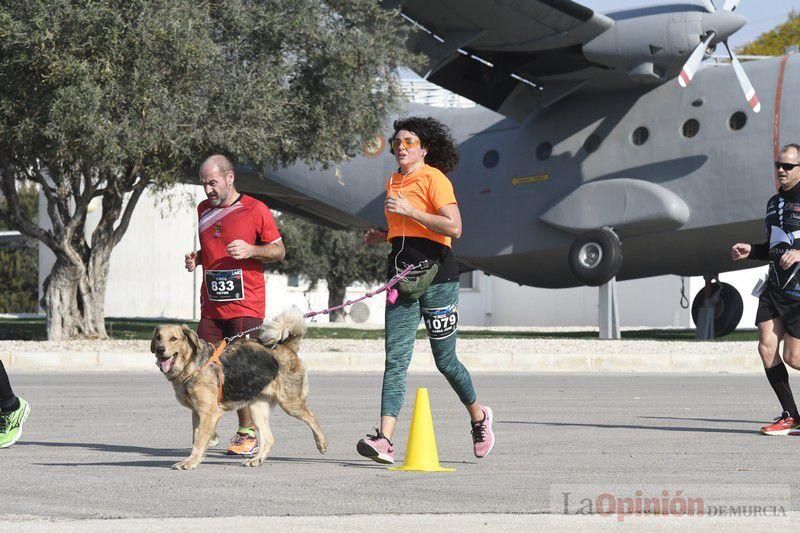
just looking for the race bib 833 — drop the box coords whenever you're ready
[205,269,245,301]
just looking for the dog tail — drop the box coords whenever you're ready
[259,307,306,353]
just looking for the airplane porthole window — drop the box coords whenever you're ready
[729,111,747,131]
[483,150,499,168]
[682,119,700,139]
[631,127,649,146]
[536,142,552,161]
[584,134,602,153]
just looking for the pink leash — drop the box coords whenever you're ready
[220,265,416,341]
[303,264,414,319]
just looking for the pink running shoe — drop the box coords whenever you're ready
[357,428,394,464]
[471,406,495,458]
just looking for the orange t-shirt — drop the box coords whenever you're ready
[385,164,457,247]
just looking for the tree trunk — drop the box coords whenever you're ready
[327,279,347,323]
[2,155,147,341]
[84,244,112,337]
[41,249,111,341]
[41,258,83,340]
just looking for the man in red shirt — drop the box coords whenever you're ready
[184,154,285,455]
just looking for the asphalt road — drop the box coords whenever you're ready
[1,372,797,526]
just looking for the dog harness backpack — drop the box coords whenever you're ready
[202,340,227,404]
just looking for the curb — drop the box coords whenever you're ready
[0,350,763,373]
[3,513,798,532]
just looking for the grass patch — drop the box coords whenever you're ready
[0,317,759,342]
[0,317,187,341]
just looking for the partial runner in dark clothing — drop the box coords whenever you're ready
[0,360,30,448]
[732,143,800,435]
[748,180,800,301]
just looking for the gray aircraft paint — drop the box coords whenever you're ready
[230,1,789,288]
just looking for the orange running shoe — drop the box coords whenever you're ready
[226,428,259,455]
[760,412,800,435]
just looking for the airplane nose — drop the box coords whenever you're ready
[701,10,747,43]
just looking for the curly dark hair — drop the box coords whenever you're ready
[390,116,459,174]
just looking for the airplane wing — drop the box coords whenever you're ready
[385,0,615,121]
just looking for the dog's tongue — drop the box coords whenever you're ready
[159,357,174,373]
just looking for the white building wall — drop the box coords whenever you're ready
[457,271,692,328]
[458,272,492,327]
[268,275,387,325]
[456,267,766,329]
[105,185,202,319]
[38,185,203,320]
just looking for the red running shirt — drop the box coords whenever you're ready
[197,194,281,319]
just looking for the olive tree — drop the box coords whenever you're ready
[0,0,413,339]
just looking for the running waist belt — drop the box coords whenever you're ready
[396,260,439,301]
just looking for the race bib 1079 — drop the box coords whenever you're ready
[422,304,458,340]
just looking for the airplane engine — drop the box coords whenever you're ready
[567,227,622,286]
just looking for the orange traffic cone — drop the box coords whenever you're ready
[389,387,454,472]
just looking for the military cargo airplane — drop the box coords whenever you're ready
[232,0,790,335]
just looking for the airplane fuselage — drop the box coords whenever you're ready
[239,54,796,288]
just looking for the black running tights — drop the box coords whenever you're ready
[0,360,15,405]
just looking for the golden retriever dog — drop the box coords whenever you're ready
[150,309,327,470]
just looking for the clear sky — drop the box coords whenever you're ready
[584,0,800,49]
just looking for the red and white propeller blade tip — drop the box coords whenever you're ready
[725,42,761,112]
[678,32,715,88]
[722,0,741,11]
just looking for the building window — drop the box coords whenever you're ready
[483,149,499,168]
[287,273,300,288]
[631,127,649,146]
[729,111,747,131]
[535,142,552,161]
[583,134,602,153]
[682,118,700,138]
[459,271,474,289]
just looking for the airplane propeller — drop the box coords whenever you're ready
[678,31,716,88]
[678,0,759,112]
[724,41,761,112]
[722,0,741,11]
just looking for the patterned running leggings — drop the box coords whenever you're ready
[381,281,477,418]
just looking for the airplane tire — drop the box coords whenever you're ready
[568,228,622,286]
[691,282,743,338]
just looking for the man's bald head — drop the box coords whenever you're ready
[200,154,234,177]
[199,154,237,207]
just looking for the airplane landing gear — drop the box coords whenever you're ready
[691,277,743,338]
[568,227,622,286]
